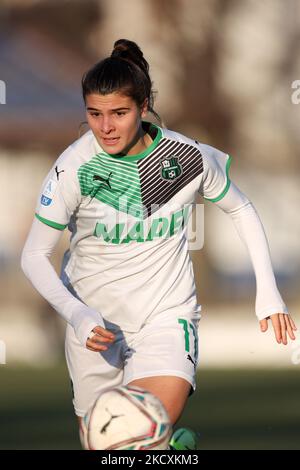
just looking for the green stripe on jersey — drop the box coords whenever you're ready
[35,213,67,230]
[204,154,232,203]
[78,153,143,217]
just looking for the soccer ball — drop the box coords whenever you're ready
[82,385,172,450]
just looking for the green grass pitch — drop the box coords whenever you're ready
[0,364,299,449]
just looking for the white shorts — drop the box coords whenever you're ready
[65,311,200,417]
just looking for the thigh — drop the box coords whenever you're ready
[123,313,199,422]
[65,324,127,417]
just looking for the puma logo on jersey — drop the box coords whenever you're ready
[90,172,113,200]
[93,172,113,189]
[55,166,65,181]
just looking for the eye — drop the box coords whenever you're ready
[116,111,126,116]
[87,111,101,117]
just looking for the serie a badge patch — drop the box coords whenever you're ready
[41,178,57,206]
[160,156,182,181]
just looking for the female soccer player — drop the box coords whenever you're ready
[21,39,297,449]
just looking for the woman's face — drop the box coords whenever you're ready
[85,92,148,155]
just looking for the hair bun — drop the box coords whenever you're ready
[111,39,149,75]
[112,41,128,55]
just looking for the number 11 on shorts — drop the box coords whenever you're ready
[178,318,198,364]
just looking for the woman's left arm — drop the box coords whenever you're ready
[214,181,297,344]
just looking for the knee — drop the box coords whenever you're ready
[161,395,186,425]
[128,376,191,426]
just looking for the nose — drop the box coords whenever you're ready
[100,116,115,134]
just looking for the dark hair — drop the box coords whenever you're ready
[82,39,161,123]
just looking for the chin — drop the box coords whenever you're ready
[104,147,123,155]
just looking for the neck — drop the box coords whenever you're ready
[122,125,153,156]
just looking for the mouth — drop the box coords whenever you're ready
[102,137,120,146]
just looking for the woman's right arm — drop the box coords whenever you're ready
[21,217,114,349]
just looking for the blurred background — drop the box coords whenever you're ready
[0,0,300,449]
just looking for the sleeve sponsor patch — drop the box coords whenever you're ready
[41,178,58,206]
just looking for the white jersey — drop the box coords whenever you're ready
[35,122,231,332]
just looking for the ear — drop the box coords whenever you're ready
[140,98,149,118]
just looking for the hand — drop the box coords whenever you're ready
[86,326,115,352]
[259,313,297,345]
